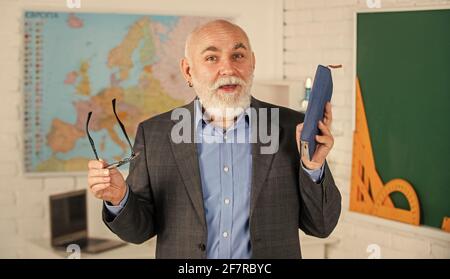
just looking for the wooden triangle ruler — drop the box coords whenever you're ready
[350,78,420,226]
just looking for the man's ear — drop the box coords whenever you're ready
[180,58,192,84]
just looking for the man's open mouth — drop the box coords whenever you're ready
[218,84,239,92]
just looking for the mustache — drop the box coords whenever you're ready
[209,76,247,90]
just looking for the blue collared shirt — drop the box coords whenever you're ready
[106,101,324,259]
[195,103,253,259]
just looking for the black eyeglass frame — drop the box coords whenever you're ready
[86,98,139,169]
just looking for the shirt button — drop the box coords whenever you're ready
[223,166,229,172]
[222,231,229,238]
[224,198,230,205]
[198,243,206,251]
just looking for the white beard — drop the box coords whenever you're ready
[192,75,253,121]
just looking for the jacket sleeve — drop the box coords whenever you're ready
[102,123,157,244]
[298,160,342,238]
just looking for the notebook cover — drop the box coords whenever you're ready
[300,65,333,160]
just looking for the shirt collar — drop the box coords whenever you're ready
[194,98,251,134]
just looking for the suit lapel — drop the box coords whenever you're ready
[168,100,206,230]
[167,97,282,228]
[249,98,280,219]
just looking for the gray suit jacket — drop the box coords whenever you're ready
[103,97,341,259]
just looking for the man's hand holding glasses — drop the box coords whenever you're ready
[86,98,139,205]
[87,159,127,206]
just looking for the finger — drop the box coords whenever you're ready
[109,167,121,176]
[318,120,332,136]
[91,183,111,194]
[296,123,304,153]
[296,123,303,142]
[301,152,324,170]
[324,102,332,119]
[88,160,107,170]
[98,159,109,168]
[100,190,113,202]
[301,154,311,164]
[88,176,110,188]
[323,102,333,126]
[93,189,104,199]
[88,168,110,178]
[315,135,334,148]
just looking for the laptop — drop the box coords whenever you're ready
[49,189,126,253]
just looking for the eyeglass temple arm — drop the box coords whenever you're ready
[86,112,100,160]
[112,99,135,155]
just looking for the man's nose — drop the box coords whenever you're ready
[218,58,236,76]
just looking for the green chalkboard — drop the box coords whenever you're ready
[357,9,450,229]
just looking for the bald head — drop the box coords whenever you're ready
[184,20,252,62]
[180,19,255,122]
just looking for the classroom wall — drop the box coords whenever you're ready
[283,0,450,258]
[0,0,282,258]
[1,0,449,259]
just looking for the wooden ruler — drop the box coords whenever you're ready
[442,217,450,232]
[350,78,420,226]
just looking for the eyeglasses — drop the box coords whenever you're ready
[86,98,139,169]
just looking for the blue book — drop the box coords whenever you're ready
[300,65,333,161]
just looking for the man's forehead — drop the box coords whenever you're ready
[184,20,252,59]
[200,42,248,54]
[190,23,250,49]
[194,31,249,51]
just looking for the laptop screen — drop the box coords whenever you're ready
[50,189,88,246]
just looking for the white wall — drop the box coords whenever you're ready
[283,0,450,258]
[0,0,282,258]
[1,0,449,259]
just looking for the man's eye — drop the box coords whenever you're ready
[205,56,217,62]
[233,53,244,60]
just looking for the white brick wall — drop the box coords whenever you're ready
[0,0,104,258]
[431,243,450,259]
[0,0,283,258]
[43,177,76,194]
[283,0,450,258]
[0,0,449,259]
[391,232,430,254]
[326,212,450,258]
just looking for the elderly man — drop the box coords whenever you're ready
[87,19,341,259]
